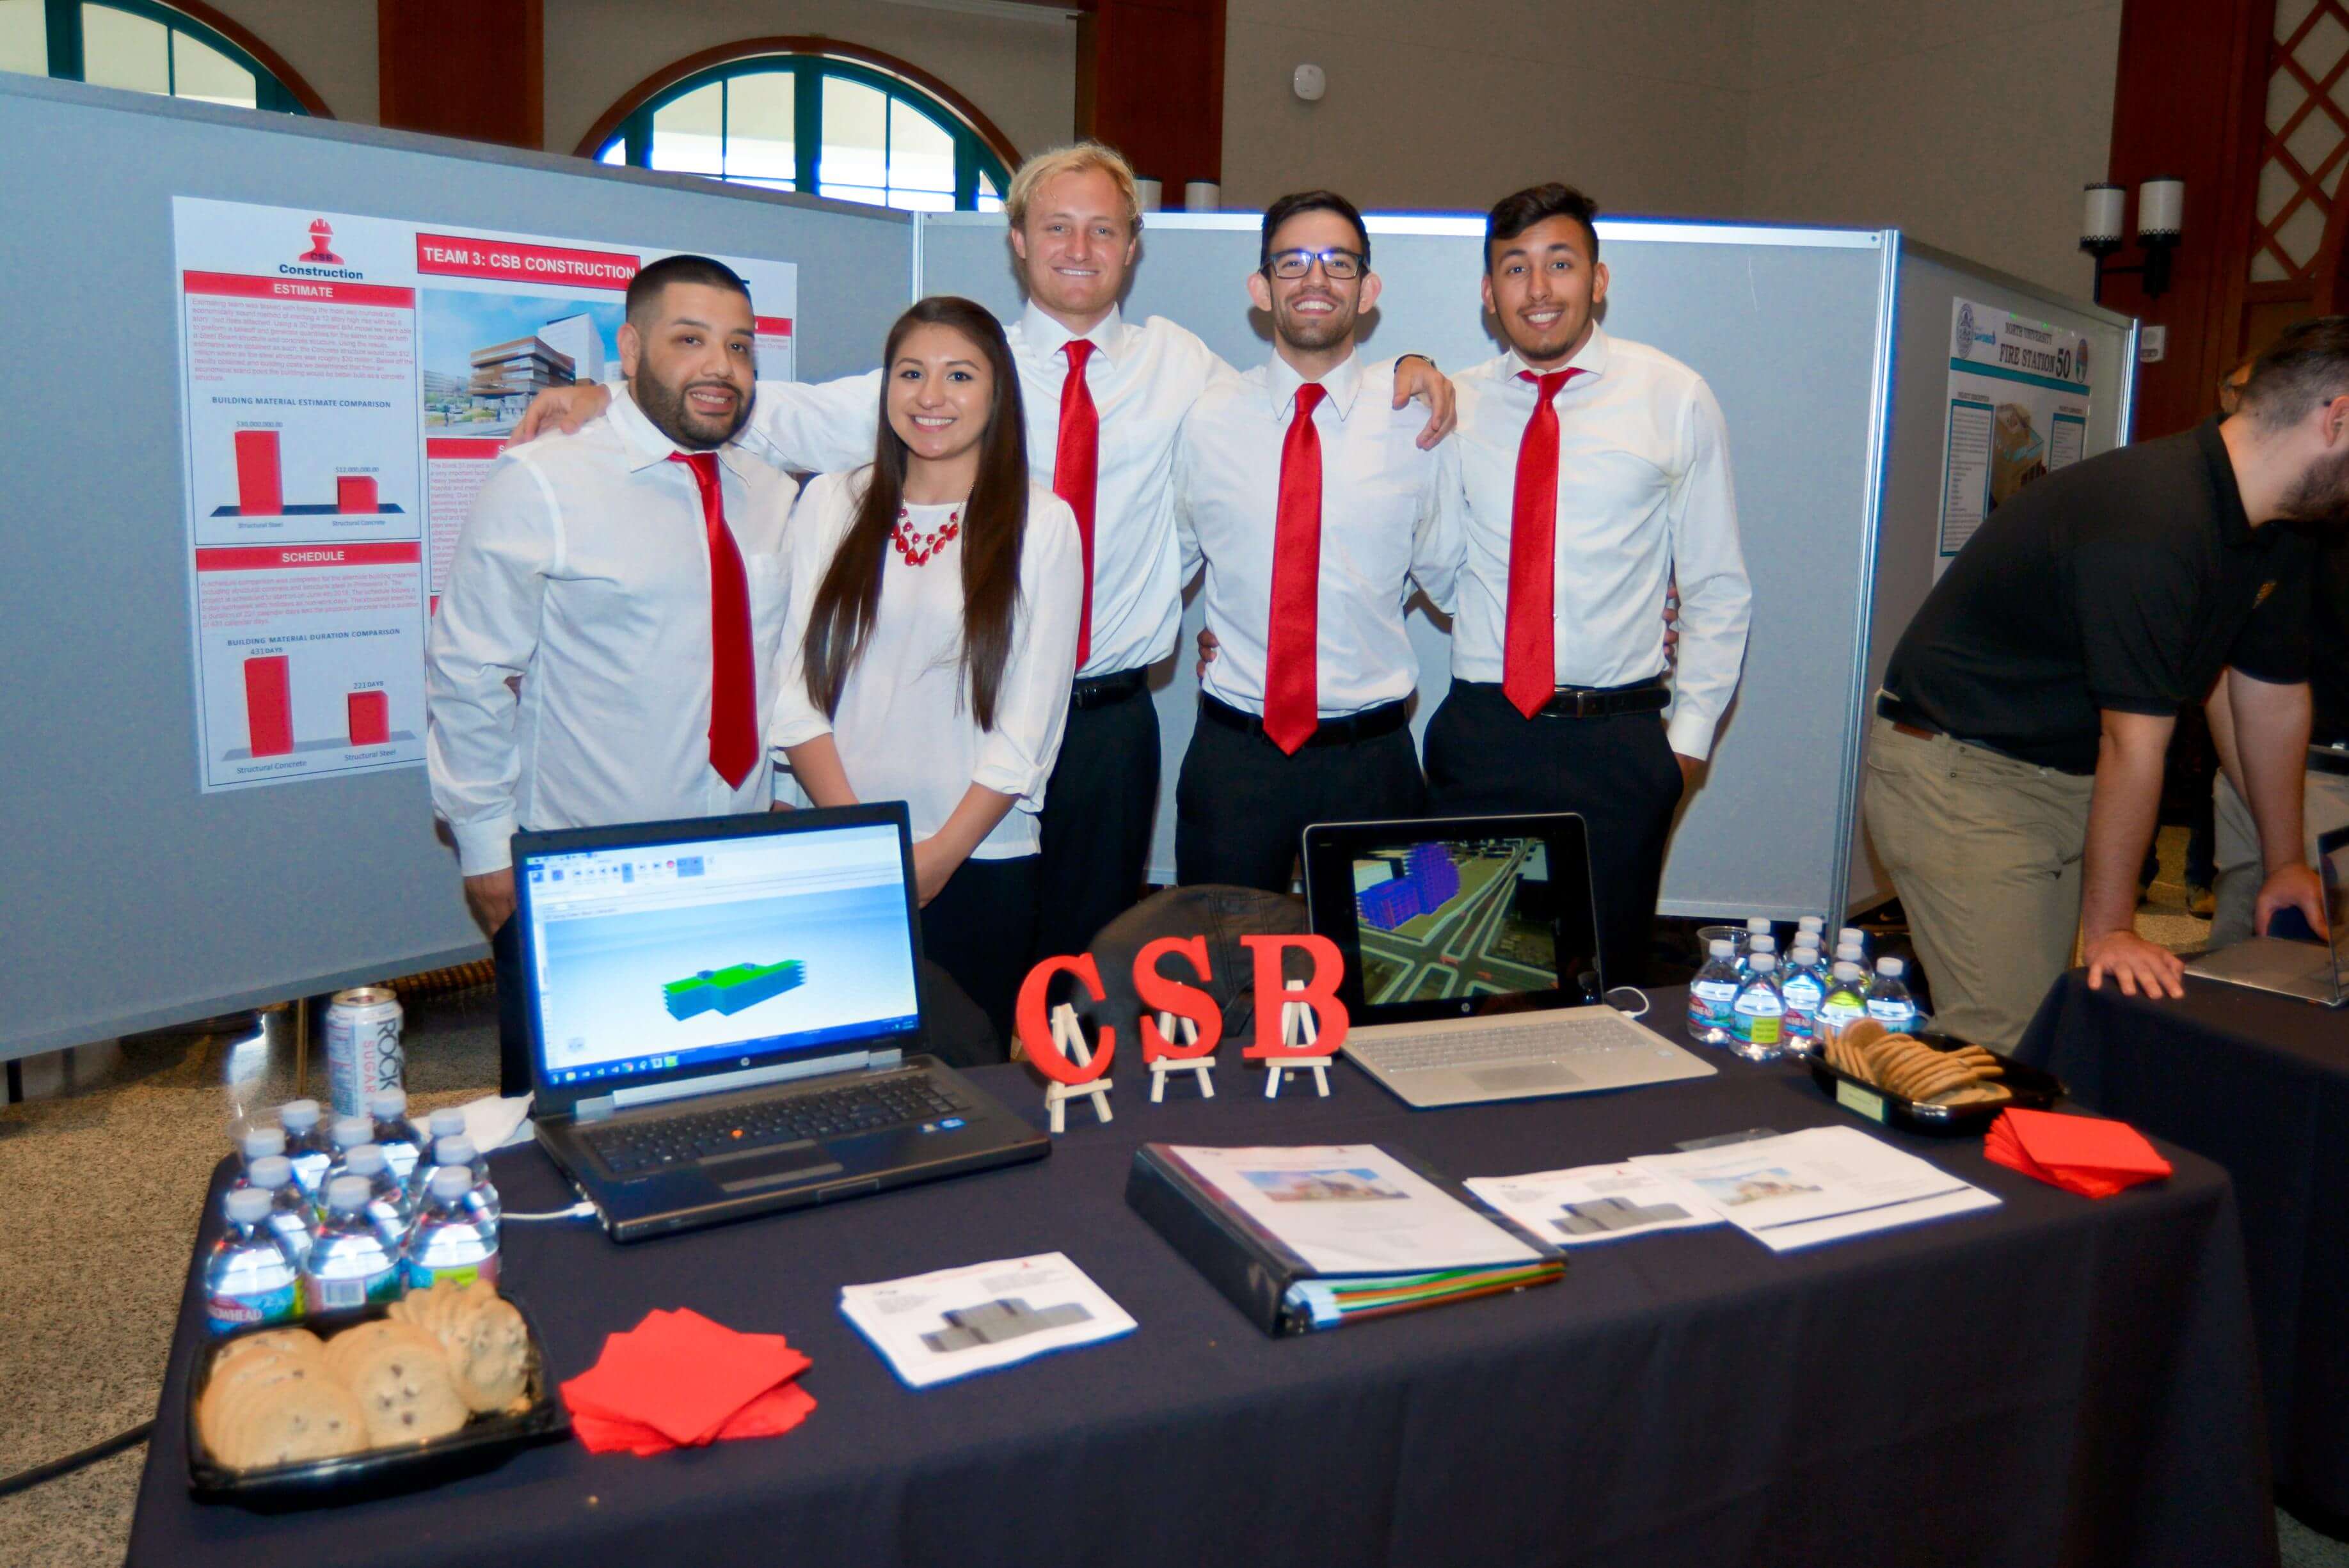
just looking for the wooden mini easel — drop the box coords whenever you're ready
[1042,1001,1113,1134]
[1264,979,1332,1100]
[1147,1012,1215,1102]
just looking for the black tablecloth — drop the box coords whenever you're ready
[131,994,2277,1568]
[2018,970,2348,1521]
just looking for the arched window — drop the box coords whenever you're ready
[583,42,1015,214]
[0,0,325,115]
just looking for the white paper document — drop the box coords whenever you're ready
[1628,1126,1997,1252]
[839,1253,1136,1388]
[1465,1164,1726,1246]
[1164,1144,1544,1274]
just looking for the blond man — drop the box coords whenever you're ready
[516,143,1454,959]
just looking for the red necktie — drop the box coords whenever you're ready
[1261,383,1329,755]
[1503,368,1583,718]
[668,452,758,789]
[1054,340,1101,670]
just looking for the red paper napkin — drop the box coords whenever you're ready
[561,1308,816,1455]
[1984,1107,2172,1198]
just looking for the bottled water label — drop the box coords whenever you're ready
[207,1278,299,1333]
[1691,979,1737,1011]
[1732,993,1784,1046]
[1867,1000,1918,1027]
[1819,998,1867,1029]
[408,1255,499,1293]
[312,1263,400,1311]
[1781,974,1824,1013]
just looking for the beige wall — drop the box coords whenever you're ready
[1741,0,2122,293]
[1219,0,1754,222]
[203,0,376,123]
[540,0,1074,161]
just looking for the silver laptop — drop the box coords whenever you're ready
[1301,813,1716,1108]
[2184,823,2349,1007]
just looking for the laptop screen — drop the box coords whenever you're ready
[519,819,921,1088]
[1302,814,1602,1026]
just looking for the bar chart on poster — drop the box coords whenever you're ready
[171,196,799,791]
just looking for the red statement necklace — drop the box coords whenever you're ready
[893,504,961,567]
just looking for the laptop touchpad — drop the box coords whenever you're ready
[1470,1064,1580,1092]
[715,1150,845,1192]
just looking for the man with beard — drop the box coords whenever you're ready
[426,255,795,1089]
[1867,315,2342,1050]
[1424,183,1751,987]
[1168,191,1456,891]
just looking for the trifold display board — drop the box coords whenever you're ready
[918,212,1907,921]
[0,74,912,1060]
[1848,244,2138,911]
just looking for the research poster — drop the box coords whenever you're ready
[172,197,799,792]
[1936,298,2092,572]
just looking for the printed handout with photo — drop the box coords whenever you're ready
[1243,1168,1410,1204]
[420,290,625,439]
[1693,1168,1824,1209]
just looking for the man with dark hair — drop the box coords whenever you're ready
[1867,315,2344,1049]
[1422,182,1750,985]
[1169,191,1456,891]
[426,253,794,1090]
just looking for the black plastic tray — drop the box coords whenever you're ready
[1804,1031,2064,1135]
[187,1293,568,1510]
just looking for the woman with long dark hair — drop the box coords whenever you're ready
[770,296,1083,1049]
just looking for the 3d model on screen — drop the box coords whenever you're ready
[1355,841,1462,931]
[662,959,806,1020]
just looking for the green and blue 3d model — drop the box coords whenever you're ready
[662,959,806,1020]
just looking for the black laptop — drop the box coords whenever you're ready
[513,804,1047,1242]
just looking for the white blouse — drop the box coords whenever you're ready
[769,468,1084,859]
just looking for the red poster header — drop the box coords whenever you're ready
[426,438,508,461]
[756,316,793,338]
[184,271,415,309]
[196,542,422,572]
[416,234,639,289]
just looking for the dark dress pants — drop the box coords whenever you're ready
[1033,684,1161,962]
[922,851,1042,1056]
[1423,681,1684,986]
[1174,706,1428,893]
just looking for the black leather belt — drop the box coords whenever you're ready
[1456,678,1670,718]
[1070,668,1150,710]
[1875,691,1941,739]
[1198,693,1410,747]
[2312,743,2349,778]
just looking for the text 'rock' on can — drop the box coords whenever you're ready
[325,986,403,1119]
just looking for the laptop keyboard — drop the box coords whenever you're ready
[583,1073,970,1176]
[1359,1013,1648,1073]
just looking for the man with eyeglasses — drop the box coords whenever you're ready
[1168,191,1458,892]
[1428,182,1751,985]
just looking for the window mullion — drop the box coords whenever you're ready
[794,61,821,194]
[43,0,79,79]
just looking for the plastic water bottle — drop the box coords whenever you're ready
[1819,960,1870,1040]
[244,1153,315,1267]
[1867,956,1923,1033]
[430,1134,502,1224]
[278,1099,332,1200]
[1838,927,1870,965]
[404,1109,470,1207]
[1742,917,1772,955]
[236,1125,286,1180]
[205,1186,303,1334]
[367,1088,426,1185]
[304,1175,404,1311]
[1780,944,1827,1052]
[405,1165,502,1291]
[1797,915,1826,944]
[1835,941,1867,970]
[317,1114,376,1213]
[342,1142,413,1247]
[1730,954,1787,1062]
[1687,940,1741,1045]
[1741,934,1777,978]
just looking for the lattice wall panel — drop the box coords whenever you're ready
[2253,0,2349,281]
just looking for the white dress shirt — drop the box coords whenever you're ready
[426,388,795,875]
[738,301,1223,678]
[1175,351,1458,717]
[1444,326,1751,758]
[768,469,1084,858]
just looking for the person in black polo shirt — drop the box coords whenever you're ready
[1865,315,2345,1050]
[2208,534,2349,946]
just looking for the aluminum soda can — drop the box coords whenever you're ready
[324,987,404,1119]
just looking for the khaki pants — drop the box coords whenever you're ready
[1861,717,2096,1050]
[2210,763,2349,947]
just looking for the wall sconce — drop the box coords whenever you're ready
[2081,178,2183,303]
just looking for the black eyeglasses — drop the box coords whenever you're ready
[1266,247,1364,280]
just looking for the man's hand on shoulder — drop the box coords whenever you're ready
[464,867,516,937]
[1392,356,1456,449]
[2082,927,2186,999]
[514,381,611,441]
